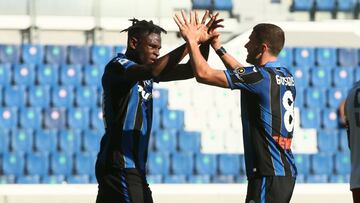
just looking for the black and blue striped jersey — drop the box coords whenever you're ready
[97,53,153,173]
[224,61,297,178]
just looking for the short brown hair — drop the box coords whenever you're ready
[253,23,285,56]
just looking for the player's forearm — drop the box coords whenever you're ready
[213,46,244,70]
[188,41,212,82]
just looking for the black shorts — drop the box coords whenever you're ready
[96,164,153,203]
[246,176,296,203]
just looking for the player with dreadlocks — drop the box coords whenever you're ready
[95,11,223,203]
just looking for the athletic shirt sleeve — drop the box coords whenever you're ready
[224,66,264,93]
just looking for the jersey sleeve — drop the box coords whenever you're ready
[106,56,139,82]
[224,66,264,92]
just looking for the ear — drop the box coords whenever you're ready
[129,37,138,49]
[261,43,269,53]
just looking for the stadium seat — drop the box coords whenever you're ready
[218,154,240,176]
[28,85,51,108]
[83,64,102,86]
[51,85,75,107]
[306,174,328,183]
[21,44,44,64]
[113,45,126,55]
[311,153,333,175]
[317,130,338,153]
[213,175,235,183]
[0,44,19,63]
[304,88,326,108]
[178,130,201,152]
[188,175,211,183]
[355,67,360,82]
[153,129,177,153]
[0,107,18,129]
[43,108,66,129]
[315,47,336,66]
[310,67,331,87]
[292,0,314,11]
[278,47,294,67]
[45,45,66,64]
[16,175,40,184]
[50,152,73,176]
[90,107,103,130]
[292,67,310,87]
[68,45,89,64]
[322,108,339,129]
[0,129,9,153]
[0,63,12,85]
[337,0,356,11]
[19,107,42,129]
[161,109,184,130]
[332,67,353,88]
[334,151,351,175]
[10,128,33,153]
[192,0,212,10]
[147,152,170,175]
[338,129,349,152]
[338,48,359,67]
[34,129,57,153]
[91,45,112,64]
[153,88,169,110]
[300,108,321,128]
[171,152,194,176]
[2,152,25,176]
[58,129,81,154]
[327,88,346,108]
[75,85,97,107]
[36,64,59,86]
[26,152,49,176]
[74,152,95,176]
[295,87,304,107]
[59,64,82,86]
[329,174,350,183]
[146,175,163,184]
[13,64,35,85]
[294,47,315,66]
[213,0,233,11]
[152,108,161,132]
[67,175,90,184]
[194,153,217,176]
[83,129,102,153]
[163,175,187,183]
[294,154,310,175]
[67,107,90,129]
[4,85,26,107]
[315,0,336,11]
[41,175,65,184]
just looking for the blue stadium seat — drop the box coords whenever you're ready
[36,64,59,86]
[26,152,49,176]
[83,129,102,152]
[338,129,349,152]
[300,108,321,128]
[147,152,170,175]
[178,131,201,152]
[2,152,24,176]
[74,152,94,176]
[0,176,16,184]
[83,64,102,86]
[68,45,89,64]
[34,129,57,153]
[0,44,19,63]
[322,108,339,129]
[4,85,26,107]
[147,175,163,184]
[295,87,304,107]
[67,107,90,129]
[188,175,211,183]
[113,45,126,55]
[91,45,112,64]
[58,129,81,154]
[192,0,212,10]
[311,153,333,175]
[338,48,358,67]
[21,44,44,64]
[295,47,315,66]
[218,154,240,176]
[327,88,346,108]
[292,0,314,11]
[10,128,33,153]
[13,64,35,85]
[75,85,97,107]
[152,108,161,132]
[161,109,184,130]
[317,130,338,153]
[51,85,74,107]
[337,0,356,11]
[0,63,12,85]
[213,0,233,11]
[304,88,326,108]
[306,174,328,183]
[296,174,306,183]
[355,67,360,82]
[294,154,310,175]
[59,64,82,86]
[28,85,51,107]
[90,107,103,130]
[163,175,187,183]
[41,175,65,184]
[50,152,73,176]
[292,67,310,87]
[67,175,90,184]
[153,88,168,110]
[334,151,351,175]
[45,45,66,64]
[315,0,336,11]
[154,129,177,153]
[315,47,336,66]
[19,107,42,129]
[213,175,235,183]
[17,175,40,184]
[171,152,194,176]
[0,107,18,129]
[0,129,9,153]
[332,67,353,88]
[309,67,331,87]
[195,153,217,176]
[278,47,294,66]
[43,108,66,129]
[329,174,350,183]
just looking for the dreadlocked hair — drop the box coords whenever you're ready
[121,18,167,39]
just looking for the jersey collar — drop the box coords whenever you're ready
[263,61,283,68]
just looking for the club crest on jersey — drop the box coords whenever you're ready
[233,67,245,81]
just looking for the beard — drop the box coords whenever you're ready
[246,52,261,65]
